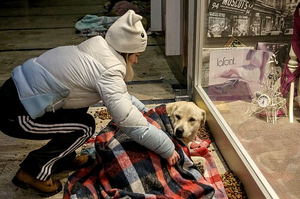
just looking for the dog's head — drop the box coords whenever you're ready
[166,101,206,145]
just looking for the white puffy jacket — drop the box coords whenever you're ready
[11,36,174,159]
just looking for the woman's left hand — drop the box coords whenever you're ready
[166,150,180,166]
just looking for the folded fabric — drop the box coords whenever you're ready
[190,137,227,199]
[111,1,141,15]
[75,15,119,32]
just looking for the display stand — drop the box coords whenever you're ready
[245,55,287,124]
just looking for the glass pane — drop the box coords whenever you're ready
[200,0,293,103]
[196,1,300,198]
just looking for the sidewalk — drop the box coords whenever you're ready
[0,0,182,198]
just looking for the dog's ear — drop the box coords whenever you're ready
[200,110,206,126]
[166,102,178,116]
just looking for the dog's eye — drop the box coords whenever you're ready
[175,115,181,120]
[189,118,195,122]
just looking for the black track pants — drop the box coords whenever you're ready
[0,78,95,181]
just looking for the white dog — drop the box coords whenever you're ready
[166,101,206,146]
[166,101,207,173]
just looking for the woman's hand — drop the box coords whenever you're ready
[166,150,180,166]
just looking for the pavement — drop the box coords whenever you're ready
[0,0,187,198]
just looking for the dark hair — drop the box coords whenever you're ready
[120,53,135,67]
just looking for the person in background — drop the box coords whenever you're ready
[0,10,179,197]
[249,25,256,36]
[221,25,230,37]
[232,27,241,36]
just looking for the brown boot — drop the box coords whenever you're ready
[12,168,62,197]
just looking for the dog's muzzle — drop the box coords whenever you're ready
[175,127,184,138]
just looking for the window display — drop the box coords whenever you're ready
[194,1,298,199]
[200,0,294,104]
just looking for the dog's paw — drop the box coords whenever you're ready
[191,156,207,175]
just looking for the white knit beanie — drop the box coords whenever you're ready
[105,10,147,53]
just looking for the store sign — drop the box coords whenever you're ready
[209,0,256,16]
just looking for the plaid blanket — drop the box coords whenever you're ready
[190,138,227,199]
[63,104,217,199]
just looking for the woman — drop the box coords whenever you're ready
[0,10,179,197]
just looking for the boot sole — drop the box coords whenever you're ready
[12,176,62,197]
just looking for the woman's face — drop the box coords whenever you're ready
[128,53,141,65]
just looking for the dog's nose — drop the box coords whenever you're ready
[175,128,184,138]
